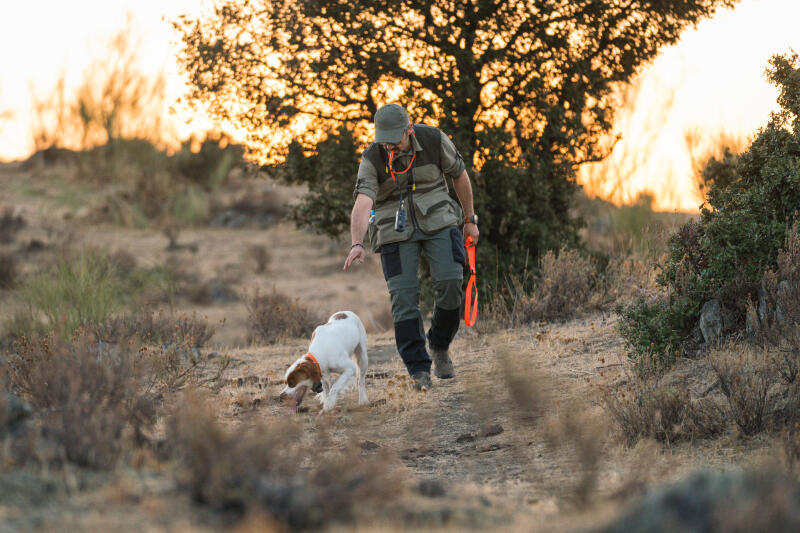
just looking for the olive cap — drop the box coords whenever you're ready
[374,103,409,143]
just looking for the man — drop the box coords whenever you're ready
[343,103,479,390]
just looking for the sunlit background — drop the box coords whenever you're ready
[1,0,799,212]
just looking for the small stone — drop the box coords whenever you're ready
[699,299,723,344]
[417,479,446,498]
[4,393,32,426]
[478,424,504,438]
[456,432,477,443]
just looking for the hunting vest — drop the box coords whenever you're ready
[361,124,463,252]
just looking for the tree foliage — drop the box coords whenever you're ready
[176,0,734,163]
[175,0,736,293]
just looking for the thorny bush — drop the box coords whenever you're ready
[244,288,318,344]
[4,331,157,469]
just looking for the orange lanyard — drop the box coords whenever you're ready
[387,150,416,188]
[464,236,478,326]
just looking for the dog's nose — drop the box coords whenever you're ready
[312,382,323,394]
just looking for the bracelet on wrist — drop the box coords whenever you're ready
[350,243,364,250]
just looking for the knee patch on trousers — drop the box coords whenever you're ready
[433,278,463,310]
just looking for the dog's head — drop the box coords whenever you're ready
[280,356,322,411]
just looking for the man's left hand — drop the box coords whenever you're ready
[464,222,479,245]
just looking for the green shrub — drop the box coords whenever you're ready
[14,248,170,337]
[172,133,244,191]
[169,184,210,226]
[21,249,123,336]
[616,295,700,372]
[277,128,360,240]
[619,52,800,366]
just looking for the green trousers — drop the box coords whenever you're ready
[379,226,465,374]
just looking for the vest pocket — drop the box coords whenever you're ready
[413,190,460,234]
[380,242,402,279]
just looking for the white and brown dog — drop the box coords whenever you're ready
[280,311,368,413]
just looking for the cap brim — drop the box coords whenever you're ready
[375,126,405,144]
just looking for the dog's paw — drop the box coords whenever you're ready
[358,395,369,406]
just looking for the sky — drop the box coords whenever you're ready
[1,0,799,211]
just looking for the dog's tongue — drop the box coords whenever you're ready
[290,398,298,414]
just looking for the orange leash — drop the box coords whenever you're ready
[464,236,478,326]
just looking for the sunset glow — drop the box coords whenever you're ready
[2,0,799,212]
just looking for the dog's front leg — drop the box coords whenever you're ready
[317,377,331,405]
[322,365,355,412]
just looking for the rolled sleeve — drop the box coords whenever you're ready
[354,158,378,202]
[440,131,466,178]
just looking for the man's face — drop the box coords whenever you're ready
[381,125,411,153]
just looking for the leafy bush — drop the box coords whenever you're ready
[245,289,318,344]
[746,222,800,383]
[619,53,800,366]
[616,296,698,372]
[277,129,360,240]
[173,133,245,191]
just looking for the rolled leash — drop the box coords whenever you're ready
[464,235,478,326]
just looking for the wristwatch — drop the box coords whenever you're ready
[464,214,478,225]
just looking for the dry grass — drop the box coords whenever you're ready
[168,391,401,530]
[0,252,18,289]
[245,243,271,273]
[244,288,319,344]
[4,331,157,469]
[601,371,726,446]
[93,309,216,348]
[0,207,26,244]
[709,345,779,436]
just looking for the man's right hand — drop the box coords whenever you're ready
[343,244,366,271]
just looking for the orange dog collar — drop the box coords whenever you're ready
[305,353,321,374]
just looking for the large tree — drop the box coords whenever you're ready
[175,0,736,290]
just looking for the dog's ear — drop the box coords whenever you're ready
[296,359,322,383]
[286,367,308,388]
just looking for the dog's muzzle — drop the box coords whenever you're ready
[312,381,323,394]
